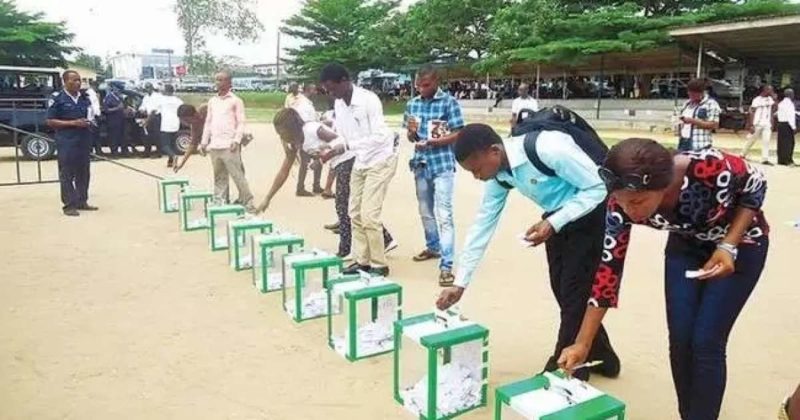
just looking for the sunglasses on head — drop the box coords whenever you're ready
[598,167,651,191]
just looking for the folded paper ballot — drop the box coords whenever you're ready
[285,291,337,319]
[187,218,209,229]
[517,233,534,248]
[332,322,394,357]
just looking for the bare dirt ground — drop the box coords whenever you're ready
[1,123,798,419]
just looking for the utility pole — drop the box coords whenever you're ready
[276,30,282,90]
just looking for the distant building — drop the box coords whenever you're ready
[68,63,99,84]
[252,63,287,77]
[108,52,186,80]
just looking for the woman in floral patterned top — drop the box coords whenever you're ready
[559,138,769,420]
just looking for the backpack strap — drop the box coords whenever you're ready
[522,131,556,177]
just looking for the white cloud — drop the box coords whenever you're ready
[14,0,421,64]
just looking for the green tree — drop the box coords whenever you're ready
[559,0,732,16]
[174,0,263,70]
[282,0,400,77]
[0,0,76,67]
[73,52,104,73]
[400,0,510,62]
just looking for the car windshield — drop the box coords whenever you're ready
[0,71,58,98]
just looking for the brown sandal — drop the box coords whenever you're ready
[439,270,455,287]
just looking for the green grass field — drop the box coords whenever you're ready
[179,92,407,123]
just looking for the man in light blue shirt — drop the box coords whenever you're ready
[436,123,619,381]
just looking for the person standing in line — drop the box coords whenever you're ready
[320,63,398,277]
[742,85,777,165]
[154,84,183,168]
[405,65,464,285]
[174,103,207,173]
[85,80,103,155]
[46,70,99,216]
[258,108,397,258]
[436,123,619,381]
[559,140,769,420]
[291,88,323,196]
[103,84,127,157]
[510,83,540,130]
[139,82,162,158]
[284,82,306,108]
[776,88,798,167]
[676,78,721,152]
[200,70,256,211]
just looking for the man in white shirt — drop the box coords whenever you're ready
[284,82,307,109]
[155,84,183,168]
[742,85,777,165]
[139,83,163,158]
[319,63,397,277]
[510,83,539,129]
[776,88,798,166]
[85,80,103,155]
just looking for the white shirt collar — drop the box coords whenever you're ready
[63,89,80,103]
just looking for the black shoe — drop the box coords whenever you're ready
[762,160,774,166]
[167,157,175,168]
[63,208,80,217]
[324,221,340,230]
[343,263,370,275]
[312,187,324,195]
[369,266,390,277]
[331,228,341,235]
[77,204,99,211]
[296,190,314,197]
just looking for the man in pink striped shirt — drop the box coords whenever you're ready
[200,70,255,210]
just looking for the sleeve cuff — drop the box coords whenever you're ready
[546,211,569,233]
[453,272,471,288]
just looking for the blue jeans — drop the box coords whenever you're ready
[664,234,768,420]
[414,169,454,270]
[159,132,178,158]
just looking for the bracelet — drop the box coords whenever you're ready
[717,242,738,261]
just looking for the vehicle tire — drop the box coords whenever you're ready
[173,130,192,154]
[21,133,56,160]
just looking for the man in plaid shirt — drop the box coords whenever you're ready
[404,65,465,286]
[677,78,721,151]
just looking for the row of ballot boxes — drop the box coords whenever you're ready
[159,178,626,420]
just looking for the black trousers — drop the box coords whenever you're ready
[777,122,796,165]
[56,138,91,210]
[144,115,161,154]
[544,202,615,361]
[297,150,322,193]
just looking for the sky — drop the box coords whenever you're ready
[15,0,419,65]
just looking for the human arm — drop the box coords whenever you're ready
[257,143,299,212]
[46,102,89,129]
[338,93,393,154]
[231,97,245,151]
[536,131,608,234]
[682,101,720,130]
[436,181,510,310]
[426,97,465,148]
[700,159,767,280]
[558,201,632,371]
[200,101,212,148]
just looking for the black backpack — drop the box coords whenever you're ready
[498,106,608,188]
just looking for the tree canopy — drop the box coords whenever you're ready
[281,0,800,76]
[174,0,263,69]
[0,0,76,67]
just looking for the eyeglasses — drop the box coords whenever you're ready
[598,167,651,191]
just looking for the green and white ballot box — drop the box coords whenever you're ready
[207,204,245,251]
[281,250,343,322]
[326,273,402,361]
[494,371,626,420]
[251,232,305,293]
[158,178,189,213]
[394,310,489,420]
[179,190,213,231]
[227,218,273,271]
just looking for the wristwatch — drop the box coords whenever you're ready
[717,242,738,261]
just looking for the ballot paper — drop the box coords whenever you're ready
[166,200,179,212]
[332,322,394,357]
[285,291,337,318]
[401,362,482,417]
[187,218,209,229]
[214,235,228,248]
[517,233,534,248]
[507,372,604,419]
[685,269,709,279]
[232,255,252,269]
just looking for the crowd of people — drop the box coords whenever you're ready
[45,65,798,419]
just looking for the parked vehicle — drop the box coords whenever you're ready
[0,66,190,160]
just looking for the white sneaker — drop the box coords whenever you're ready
[385,240,399,254]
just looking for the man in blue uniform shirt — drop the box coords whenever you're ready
[103,83,128,157]
[46,70,99,216]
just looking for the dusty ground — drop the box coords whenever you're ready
[1,123,799,420]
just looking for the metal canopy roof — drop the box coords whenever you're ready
[669,15,800,67]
